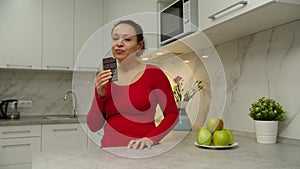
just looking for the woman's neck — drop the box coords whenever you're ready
[118,55,143,72]
[115,55,146,85]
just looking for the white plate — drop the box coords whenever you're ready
[194,141,238,149]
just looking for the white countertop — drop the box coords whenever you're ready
[32,130,300,169]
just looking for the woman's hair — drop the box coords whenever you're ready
[112,20,145,50]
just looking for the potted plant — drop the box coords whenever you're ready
[249,97,286,144]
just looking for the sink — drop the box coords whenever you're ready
[43,115,77,120]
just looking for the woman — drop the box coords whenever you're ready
[87,20,178,150]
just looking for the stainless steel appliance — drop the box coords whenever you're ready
[160,0,198,45]
[0,99,20,119]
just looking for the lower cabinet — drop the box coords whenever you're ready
[0,123,88,169]
[0,125,41,169]
[0,163,32,169]
[41,123,88,152]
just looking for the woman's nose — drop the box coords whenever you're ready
[116,39,124,46]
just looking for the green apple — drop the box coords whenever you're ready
[224,129,234,145]
[196,127,212,146]
[207,117,224,133]
[213,130,230,146]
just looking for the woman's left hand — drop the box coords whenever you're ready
[127,138,154,150]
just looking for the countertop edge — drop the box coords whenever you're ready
[0,115,86,126]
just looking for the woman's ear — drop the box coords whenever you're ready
[137,41,144,50]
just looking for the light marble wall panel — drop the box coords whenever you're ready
[0,69,72,116]
[217,20,300,140]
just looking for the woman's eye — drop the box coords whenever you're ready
[124,38,131,41]
[112,37,119,41]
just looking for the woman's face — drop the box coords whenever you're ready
[111,23,143,62]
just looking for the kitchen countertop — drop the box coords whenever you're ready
[0,115,81,126]
[32,130,300,169]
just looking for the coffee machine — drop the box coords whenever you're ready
[0,99,20,119]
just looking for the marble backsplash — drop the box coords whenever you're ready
[0,69,73,116]
[217,19,300,140]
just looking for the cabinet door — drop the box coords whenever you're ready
[103,0,158,50]
[0,125,41,139]
[103,0,156,23]
[41,124,87,152]
[0,163,31,169]
[0,137,41,166]
[74,0,104,71]
[42,0,74,70]
[0,0,42,69]
[198,0,272,30]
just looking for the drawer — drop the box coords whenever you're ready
[0,163,31,169]
[0,137,41,166]
[0,125,41,139]
[42,124,87,152]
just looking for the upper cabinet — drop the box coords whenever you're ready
[2,0,299,70]
[199,0,300,44]
[42,0,74,70]
[0,0,42,69]
[103,0,157,23]
[103,0,158,50]
[152,0,300,60]
[74,0,104,71]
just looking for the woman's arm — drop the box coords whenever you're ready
[86,89,106,132]
[86,69,112,132]
[145,66,179,144]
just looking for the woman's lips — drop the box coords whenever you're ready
[115,49,124,54]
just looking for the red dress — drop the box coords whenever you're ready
[86,64,179,147]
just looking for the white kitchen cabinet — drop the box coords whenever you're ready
[74,0,104,71]
[0,163,32,169]
[199,0,300,44]
[0,125,41,169]
[103,0,157,23]
[41,123,87,152]
[103,0,158,50]
[199,0,251,30]
[42,0,74,70]
[0,0,42,69]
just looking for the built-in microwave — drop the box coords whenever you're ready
[160,0,198,45]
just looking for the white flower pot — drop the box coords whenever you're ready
[254,120,278,144]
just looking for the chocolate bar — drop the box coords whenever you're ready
[103,57,118,82]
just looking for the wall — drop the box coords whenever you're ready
[154,52,211,128]
[0,69,72,116]
[217,20,300,140]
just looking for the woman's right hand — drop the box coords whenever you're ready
[94,69,112,98]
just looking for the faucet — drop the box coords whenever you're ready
[64,90,77,118]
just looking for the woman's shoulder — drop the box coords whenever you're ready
[142,64,171,88]
[145,64,163,72]
[144,64,167,78]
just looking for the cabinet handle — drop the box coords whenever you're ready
[76,66,99,71]
[2,143,31,148]
[3,130,31,135]
[208,0,248,20]
[53,128,78,132]
[6,64,33,68]
[46,65,70,70]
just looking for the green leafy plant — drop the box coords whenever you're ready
[249,97,286,121]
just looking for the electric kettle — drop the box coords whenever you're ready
[0,99,20,119]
